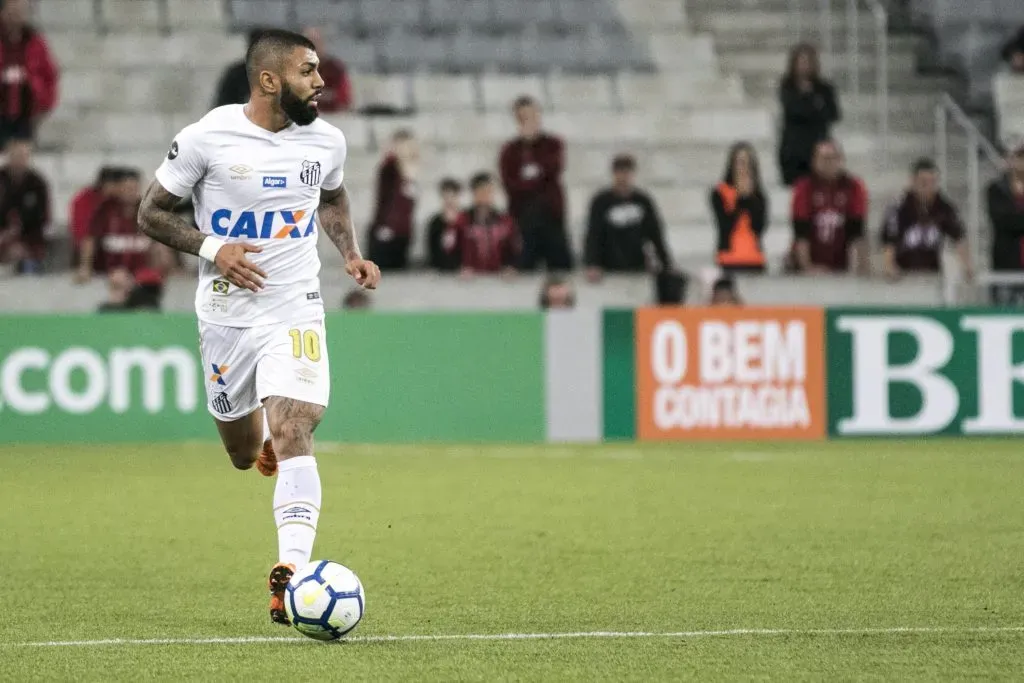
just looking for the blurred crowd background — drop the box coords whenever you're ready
[0,0,1022,312]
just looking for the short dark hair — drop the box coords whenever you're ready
[612,154,636,172]
[513,95,537,110]
[439,177,462,193]
[470,172,493,190]
[911,157,938,175]
[245,29,317,87]
[712,276,737,295]
[539,276,574,309]
[96,166,120,186]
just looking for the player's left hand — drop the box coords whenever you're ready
[346,259,381,290]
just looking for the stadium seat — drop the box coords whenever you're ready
[100,0,161,31]
[411,75,478,111]
[294,0,353,29]
[423,0,492,33]
[352,74,411,110]
[33,0,98,30]
[491,0,555,33]
[358,0,422,33]
[166,0,227,29]
[555,0,621,30]
[329,37,378,73]
[479,75,548,111]
[615,0,686,28]
[229,0,291,30]
[546,75,615,111]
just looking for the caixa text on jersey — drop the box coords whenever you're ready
[210,209,317,239]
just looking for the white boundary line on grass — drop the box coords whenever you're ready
[10,626,1024,648]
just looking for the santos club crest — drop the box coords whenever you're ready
[300,160,321,187]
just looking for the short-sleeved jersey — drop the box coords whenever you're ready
[154,105,347,327]
[791,174,868,272]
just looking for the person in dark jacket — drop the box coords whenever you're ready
[366,129,418,270]
[498,96,573,271]
[425,177,463,272]
[1002,27,1024,73]
[711,142,768,272]
[987,138,1024,273]
[778,43,841,186]
[0,137,49,273]
[584,154,671,281]
[213,29,263,108]
[880,158,972,280]
[0,0,58,146]
[457,172,519,276]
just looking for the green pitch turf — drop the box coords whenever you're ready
[2,440,1024,681]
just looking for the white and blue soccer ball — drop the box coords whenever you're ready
[284,560,365,641]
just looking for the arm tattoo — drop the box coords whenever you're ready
[319,185,362,262]
[137,180,205,256]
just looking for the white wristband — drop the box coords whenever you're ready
[198,236,226,263]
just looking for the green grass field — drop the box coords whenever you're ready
[2,440,1024,681]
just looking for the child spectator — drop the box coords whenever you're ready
[457,172,519,277]
[426,177,463,272]
[0,137,49,273]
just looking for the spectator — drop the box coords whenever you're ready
[366,129,418,270]
[77,169,148,282]
[0,137,49,274]
[302,27,352,112]
[583,154,671,282]
[880,158,972,281]
[426,177,463,272]
[789,139,868,275]
[987,137,1024,273]
[457,172,519,277]
[213,29,263,108]
[778,43,841,186]
[499,96,572,271]
[709,276,742,306]
[711,142,768,272]
[0,0,58,146]
[342,289,371,310]
[97,246,167,313]
[539,276,575,310]
[1002,28,1024,74]
[70,166,119,267]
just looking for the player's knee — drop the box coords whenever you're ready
[225,445,259,470]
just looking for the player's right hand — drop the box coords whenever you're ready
[214,243,267,292]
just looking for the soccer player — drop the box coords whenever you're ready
[137,29,380,626]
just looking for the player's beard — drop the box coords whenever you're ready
[280,83,319,127]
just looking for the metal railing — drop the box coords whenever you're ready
[935,94,1004,304]
[789,0,889,164]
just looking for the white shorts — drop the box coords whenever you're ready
[198,318,330,421]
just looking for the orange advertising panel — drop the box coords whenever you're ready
[636,307,826,441]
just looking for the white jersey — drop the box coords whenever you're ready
[154,105,347,327]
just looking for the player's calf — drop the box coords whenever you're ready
[214,410,265,470]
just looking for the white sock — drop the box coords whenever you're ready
[261,407,271,444]
[273,455,321,569]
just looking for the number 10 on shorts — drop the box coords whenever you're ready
[288,328,321,362]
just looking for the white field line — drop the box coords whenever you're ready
[8,626,1024,648]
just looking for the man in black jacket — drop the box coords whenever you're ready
[584,154,672,282]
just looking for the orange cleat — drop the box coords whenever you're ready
[268,562,296,626]
[256,438,278,477]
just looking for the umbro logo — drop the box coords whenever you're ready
[230,164,253,180]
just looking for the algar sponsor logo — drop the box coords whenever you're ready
[0,347,198,414]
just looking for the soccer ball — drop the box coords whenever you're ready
[284,560,365,641]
